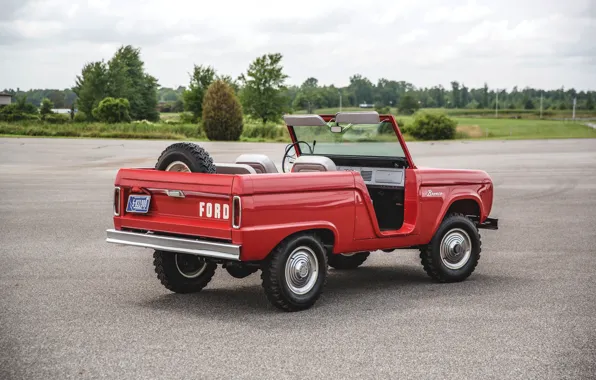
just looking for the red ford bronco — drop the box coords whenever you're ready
[106,111,498,311]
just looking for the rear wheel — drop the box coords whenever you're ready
[261,233,328,312]
[328,251,370,270]
[419,213,481,283]
[153,250,217,293]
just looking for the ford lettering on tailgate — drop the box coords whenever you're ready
[126,194,151,213]
[199,201,229,220]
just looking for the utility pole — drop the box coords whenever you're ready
[338,90,342,112]
[540,94,543,119]
[495,89,499,118]
[572,97,576,120]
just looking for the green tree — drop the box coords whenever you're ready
[398,93,420,115]
[72,45,159,122]
[73,61,109,119]
[92,97,132,123]
[239,53,289,124]
[202,80,244,141]
[40,98,54,120]
[107,45,159,121]
[586,93,595,110]
[292,77,322,113]
[182,64,216,121]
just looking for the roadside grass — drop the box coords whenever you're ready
[1,114,595,142]
[294,106,596,119]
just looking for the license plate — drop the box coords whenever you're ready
[126,194,151,213]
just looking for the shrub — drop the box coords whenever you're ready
[241,123,286,141]
[202,80,243,141]
[178,111,196,124]
[0,103,39,122]
[409,111,457,140]
[40,98,54,120]
[378,118,408,135]
[44,114,70,124]
[74,111,87,122]
[92,97,132,123]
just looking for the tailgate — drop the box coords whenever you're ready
[113,168,238,240]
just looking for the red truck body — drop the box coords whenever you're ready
[106,111,498,311]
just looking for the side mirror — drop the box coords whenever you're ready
[330,126,342,133]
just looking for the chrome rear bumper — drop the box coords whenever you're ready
[106,229,241,261]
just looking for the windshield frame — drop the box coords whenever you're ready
[285,113,416,168]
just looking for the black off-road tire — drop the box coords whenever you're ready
[419,213,482,283]
[155,142,216,173]
[261,232,328,312]
[153,250,217,293]
[328,251,370,270]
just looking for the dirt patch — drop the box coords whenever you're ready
[457,125,483,138]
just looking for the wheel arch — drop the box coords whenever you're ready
[445,198,482,220]
[426,195,483,241]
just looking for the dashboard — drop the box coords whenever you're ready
[336,166,405,188]
[324,155,407,189]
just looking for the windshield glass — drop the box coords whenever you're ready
[291,122,406,158]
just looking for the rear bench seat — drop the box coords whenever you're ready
[291,155,337,172]
[235,154,279,173]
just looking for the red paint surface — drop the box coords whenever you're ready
[111,114,496,261]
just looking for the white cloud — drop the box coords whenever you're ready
[424,0,493,23]
[0,0,594,91]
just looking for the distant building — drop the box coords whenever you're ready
[52,108,73,114]
[0,92,11,106]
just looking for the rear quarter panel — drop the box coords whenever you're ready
[232,171,357,261]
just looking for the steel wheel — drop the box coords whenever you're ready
[174,253,208,279]
[439,228,472,270]
[284,246,319,295]
[165,160,191,172]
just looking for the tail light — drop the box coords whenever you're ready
[113,187,121,216]
[232,196,241,229]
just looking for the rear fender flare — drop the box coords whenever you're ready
[240,221,340,262]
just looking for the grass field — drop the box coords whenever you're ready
[1,109,595,142]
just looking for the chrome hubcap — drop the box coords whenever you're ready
[440,228,472,270]
[175,254,207,279]
[165,161,191,172]
[285,246,319,295]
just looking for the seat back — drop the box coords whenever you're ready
[291,155,337,172]
[235,154,278,174]
[215,163,257,175]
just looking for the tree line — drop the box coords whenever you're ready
[2,44,594,124]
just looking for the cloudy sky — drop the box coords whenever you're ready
[1,0,595,91]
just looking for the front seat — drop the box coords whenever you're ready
[291,155,337,172]
[235,154,279,174]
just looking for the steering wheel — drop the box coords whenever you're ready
[282,140,313,173]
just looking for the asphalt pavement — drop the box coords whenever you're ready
[1,137,595,379]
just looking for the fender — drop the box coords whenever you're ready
[419,185,485,243]
[233,220,340,261]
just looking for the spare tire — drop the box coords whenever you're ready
[155,142,216,173]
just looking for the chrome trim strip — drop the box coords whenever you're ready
[145,188,230,200]
[166,190,185,198]
[106,229,241,261]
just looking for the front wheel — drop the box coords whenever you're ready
[419,213,481,283]
[153,250,217,293]
[261,233,328,312]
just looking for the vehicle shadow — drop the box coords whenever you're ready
[139,263,528,322]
